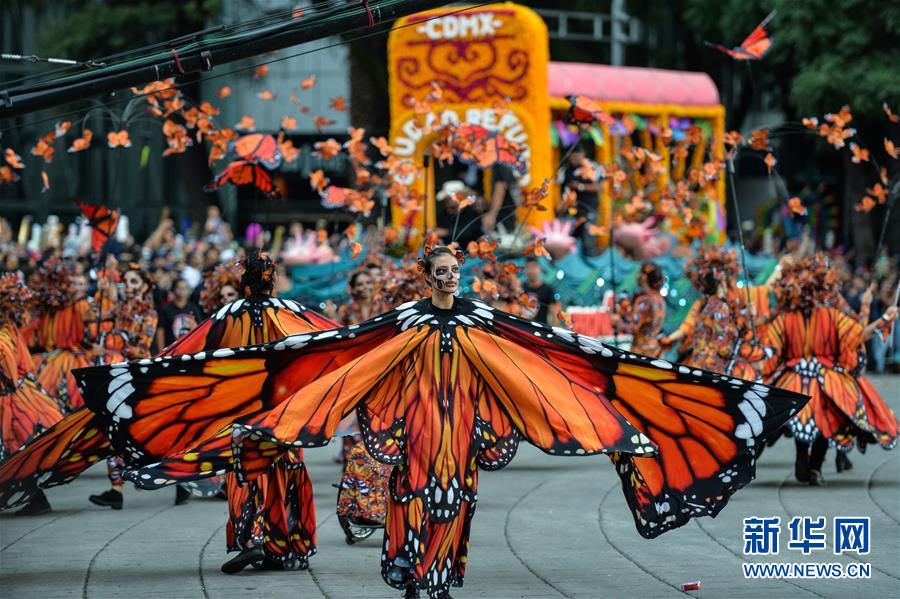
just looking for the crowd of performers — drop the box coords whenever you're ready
[0,241,896,598]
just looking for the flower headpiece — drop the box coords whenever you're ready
[28,257,75,312]
[0,273,34,325]
[201,259,243,312]
[686,246,740,292]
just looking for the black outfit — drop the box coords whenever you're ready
[158,301,205,347]
[523,281,555,324]
[492,164,520,230]
[558,161,601,256]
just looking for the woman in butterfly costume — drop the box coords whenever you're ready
[27,258,93,412]
[661,247,769,381]
[760,257,897,486]
[614,262,667,357]
[73,246,806,598]
[169,251,335,573]
[333,269,394,544]
[0,274,64,516]
[87,264,158,510]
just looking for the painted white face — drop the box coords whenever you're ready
[429,255,460,293]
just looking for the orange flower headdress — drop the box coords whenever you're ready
[0,273,34,325]
[201,259,243,312]
[687,246,740,293]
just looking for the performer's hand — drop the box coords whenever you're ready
[482,211,497,232]
[861,283,875,307]
[884,306,898,322]
[659,335,672,349]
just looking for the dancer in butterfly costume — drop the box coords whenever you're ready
[73,247,806,598]
[0,253,332,573]
[613,262,666,358]
[27,259,93,411]
[87,264,158,510]
[0,274,64,516]
[662,247,770,382]
[760,257,897,486]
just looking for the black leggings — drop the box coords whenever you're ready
[796,437,829,471]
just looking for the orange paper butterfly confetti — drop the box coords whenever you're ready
[107,130,132,148]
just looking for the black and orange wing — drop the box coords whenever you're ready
[205,160,280,200]
[567,95,616,127]
[77,201,120,254]
[0,408,111,509]
[705,10,775,60]
[737,10,775,59]
[231,133,283,170]
[259,451,317,562]
[73,313,400,472]
[484,306,807,537]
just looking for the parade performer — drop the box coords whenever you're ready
[88,264,158,510]
[613,262,666,357]
[661,247,765,381]
[334,269,394,544]
[817,262,898,473]
[166,251,335,573]
[28,259,92,411]
[0,274,64,516]
[0,251,333,577]
[72,245,806,599]
[759,256,896,486]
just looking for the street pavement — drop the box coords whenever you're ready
[1,376,897,598]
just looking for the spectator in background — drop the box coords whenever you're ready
[557,144,604,257]
[482,163,519,234]
[522,257,559,324]
[182,250,204,289]
[435,180,485,246]
[156,277,204,353]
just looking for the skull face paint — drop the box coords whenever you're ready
[429,256,460,293]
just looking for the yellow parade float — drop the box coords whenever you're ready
[388,2,725,243]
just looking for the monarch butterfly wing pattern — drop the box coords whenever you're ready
[234,325,429,482]
[249,163,280,200]
[265,298,341,334]
[258,450,316,563]
[157,317,222,357]
[738,10,775,59]
[125,427,234,488]
[73,314,400,471]
[0,408,111,509]
[486,309,807,537]
[77,201,120,254]
[455,318,648,457]
[474,385,520,471]
[232,133,282,170]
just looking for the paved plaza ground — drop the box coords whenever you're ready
[1,376,897,598]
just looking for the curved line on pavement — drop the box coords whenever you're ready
[866,453,899,526]
[597,481,690,597]
[82,504,173,599]
[503,476,572,598]
[1,512,70,551]
[777,466,899,581]
[198,522,225,599]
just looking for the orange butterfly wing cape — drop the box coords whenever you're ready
[73,298,805,537]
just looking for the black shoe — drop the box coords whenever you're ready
[89,489,123,510]
[175,485,192,506]
[221,545,265,574]
[835,452,853,473]
[403,584,419,599]
[15,490,51,516]
[795,451,810,483]
[809,469,826,486]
